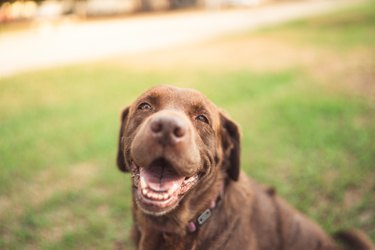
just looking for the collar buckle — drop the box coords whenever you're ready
[197,209,212,226]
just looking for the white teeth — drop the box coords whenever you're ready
[139,175,185,201]
[168,182,179,195]
[141,187,171,201]
[140,176,147,189]
[142,188,148,196]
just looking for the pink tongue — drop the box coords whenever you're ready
[140,166,184,192]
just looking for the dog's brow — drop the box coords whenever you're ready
[137,94,160,106]
[190,104,209,115]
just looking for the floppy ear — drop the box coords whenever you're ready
[117,107,130,172]
[220,113,241,181]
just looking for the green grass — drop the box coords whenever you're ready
[1,1,375,249]
[258,1,375,50]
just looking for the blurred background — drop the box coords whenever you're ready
[1,0,374,249]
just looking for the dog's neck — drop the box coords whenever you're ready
[187,182,225,233]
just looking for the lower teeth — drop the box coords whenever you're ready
[142,188,170,201]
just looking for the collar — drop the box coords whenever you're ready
[187,183,225,233]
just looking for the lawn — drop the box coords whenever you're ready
[1,1,375,249]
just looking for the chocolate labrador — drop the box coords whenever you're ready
[116,86,374,250]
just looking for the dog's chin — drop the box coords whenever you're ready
[130,160,199,216]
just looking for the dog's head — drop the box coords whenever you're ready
[117,86,240,216]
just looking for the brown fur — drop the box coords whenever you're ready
[117,86,374,250]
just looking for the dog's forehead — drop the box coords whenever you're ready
[137,86,218,114]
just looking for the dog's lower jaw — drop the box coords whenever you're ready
[143,174,225,222]
[131,162,204,216]
[134,189,180,216]
[133,176,201,217]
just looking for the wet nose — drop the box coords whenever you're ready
[150,115,187,145]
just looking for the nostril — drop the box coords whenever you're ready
[173,126,186,138]
[151,121,162,133]
[150,115,187,141]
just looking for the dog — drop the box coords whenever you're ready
[116,86,374,250]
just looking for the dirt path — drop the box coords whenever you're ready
[0,0,362,77]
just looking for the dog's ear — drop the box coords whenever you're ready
[117,107,130,172]
[220,113,241,181]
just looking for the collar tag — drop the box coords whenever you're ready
[197,209,212,226]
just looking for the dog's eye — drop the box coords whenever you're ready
[138,102,152,111]
[196,115,209,124]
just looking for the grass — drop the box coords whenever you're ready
[257,1,375,50]
[1,1,375,249]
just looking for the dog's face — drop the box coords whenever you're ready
[117,86,240,216]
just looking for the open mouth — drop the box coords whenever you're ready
[131,158,199,214]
